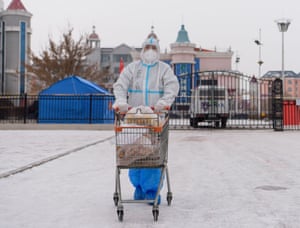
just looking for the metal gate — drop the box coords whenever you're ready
[169,71,277,130]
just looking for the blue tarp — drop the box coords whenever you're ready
[39,76,110,95]
[38,76,115,123]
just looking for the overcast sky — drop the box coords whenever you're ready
[4,0,300,76]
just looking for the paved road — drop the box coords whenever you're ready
[0,130,300,227]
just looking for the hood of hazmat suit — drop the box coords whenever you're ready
[140,36,160,65]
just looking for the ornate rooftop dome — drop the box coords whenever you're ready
[176,24,190,43]
[147,26,159,40]
[7,0,27,11]
[88,26,100,40]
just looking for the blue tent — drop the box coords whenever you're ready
[38,76,115,123]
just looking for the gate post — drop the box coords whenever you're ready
[272,78,283,131]
[23,93,27,124]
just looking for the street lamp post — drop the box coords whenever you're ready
[275,18,291,94]
[235,54,240,71]
[254,28,263,77]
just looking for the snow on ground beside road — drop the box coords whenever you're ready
[0,130,113,175]
[0,129,300,227]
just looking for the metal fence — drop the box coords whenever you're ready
[0,94,38,123]
[0,94,115,124]
[169,98,299,130]
[1,75,300,131]
[169,96,274,130]
[1,94,299,130]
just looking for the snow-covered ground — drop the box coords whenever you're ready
[1,129,300,228]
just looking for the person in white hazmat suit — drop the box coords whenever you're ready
[113,35,179,204]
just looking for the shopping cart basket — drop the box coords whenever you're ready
[113,107,172,221]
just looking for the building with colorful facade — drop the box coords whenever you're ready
[86,24,233,94]
[0,0,32,95]
[262,70,300,98]
[0,0,234,96]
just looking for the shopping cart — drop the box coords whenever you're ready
[113,107,172,221]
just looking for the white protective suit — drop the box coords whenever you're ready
[113,37,179,109]
[113,36,179,203]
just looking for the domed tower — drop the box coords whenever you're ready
[170,24,197,96]
[147,25,159,40]
[170,24,196,67]
[86,26,101,68]
[87,25,100,48]
[0,0,32,94]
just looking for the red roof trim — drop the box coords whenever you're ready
[201,49,214,52]
[7,0,27,11]
[89,33,100,40]
[195,47,214,52]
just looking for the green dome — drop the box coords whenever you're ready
[176,24,190,43]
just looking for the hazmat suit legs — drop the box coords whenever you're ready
[129,168,162,204]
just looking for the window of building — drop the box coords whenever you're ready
[101,54,110,63]
[288,80,292,84]
[114,54,132,63]
[114,67,120,74]
[287,87,292,92]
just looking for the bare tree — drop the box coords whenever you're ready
[26,28,109,94]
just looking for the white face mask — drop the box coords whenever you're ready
[142,49,158,64]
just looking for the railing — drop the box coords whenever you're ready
[170,95,274,130]
[0,94,38,123]
[0,94,115,124]
[1,94,300,130]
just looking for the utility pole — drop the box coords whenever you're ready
[254,28,263,77]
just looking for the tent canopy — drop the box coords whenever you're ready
[38,76,114,124]
[40,75,110,95]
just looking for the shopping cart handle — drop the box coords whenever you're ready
[113,106,132,113]
[150,106,170,111]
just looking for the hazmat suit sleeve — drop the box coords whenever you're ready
[156,63,179,107]
[113,63,134,104]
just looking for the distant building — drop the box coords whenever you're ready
[0,0,32,95]
[86,27,140,91]
[162,24,233,73]
[87,24,233,94]
[162,24,233,96]
[262,70,300,98]
[0,0,235,95]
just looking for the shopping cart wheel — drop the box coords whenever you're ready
[167,192,173,206]
[152,206,159,221]
[113,192,119,206]
[117,206,124,222]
